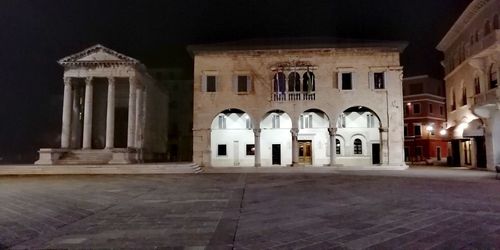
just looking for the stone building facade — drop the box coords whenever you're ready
[436,0,499,170]
[36,45,168,164]
[403,75,448,164]
[189,38,408,168]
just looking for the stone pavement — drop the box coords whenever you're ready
[0,168,499,249]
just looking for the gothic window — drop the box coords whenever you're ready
[288,72,301,92]
[462,87,467,106]
[336,139,341,154]
[494,14,499,29]
[353,139,362,155]
[485,20,491,35]
[474,76,481,94]
[490,64,498,89]
[302,71,315,93]
[273,72,286,93]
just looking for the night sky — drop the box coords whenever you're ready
[0,0,470,163]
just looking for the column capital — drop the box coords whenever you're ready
[328,127,337,136]
[290,128,299,137]
[379,127,389,133]
[63,77,72,85]
[85,76,93,85]
[253,128,261,136]
[107,77,115,85]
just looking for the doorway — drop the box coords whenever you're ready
[298,140,312,165]
[372,143,380,164]
[272,144,281,165]
[437,147,441,161]
[475,136,487,168]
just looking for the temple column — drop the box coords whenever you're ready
[253,128,261,167]
[127,76,137,148]
[105,77,115,149]
[328,127,337,166]
[82,77,93,149]
[291,128,299,166]
[61,77,73,148]
[135,86,144,148]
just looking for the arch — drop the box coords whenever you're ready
[302,71,315,93]
[288,72,301,92]
[260,109,293,129]
[350,134,367,155]
[484,20,491,35]
[210,108,253,130]
[336,106,382,128]
[490,63,498,89]
[335,135,345,156]
[299,108,330,129]
[273,72,286,93]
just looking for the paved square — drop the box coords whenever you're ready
[0,168,500,249]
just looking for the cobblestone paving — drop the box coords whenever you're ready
[0,170,499,249]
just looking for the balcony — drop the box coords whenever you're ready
[473,87,500,107]
[469,30,500,58]
[272,92,316,102]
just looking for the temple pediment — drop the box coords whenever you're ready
[58,44,139,66]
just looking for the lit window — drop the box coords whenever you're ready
[218,115,226,129]
[335,139,341,155]
[353,139,362,155]
[272,114,280,128]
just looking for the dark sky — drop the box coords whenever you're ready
[0,0,470,163]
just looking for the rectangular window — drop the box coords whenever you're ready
[367,114,375,128]
[301,114,313,128]
[246,117,252,129]
[246,144,255,155]
[404,125,408,137]
[405,104,410,116]
[336,139,341,155]
[374,72,385,89]
[413,103,421,114]
[237,75,248,92]
[429,104,433,113]
[341,73,352,90]
[206,75,216,92]
[440,106,444,115]
[217,144,227,156]
[218,115,226,129]
[474,77,481,94]
[414,124,421,136]
[272,114,280,128]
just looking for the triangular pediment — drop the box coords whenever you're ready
[59,44,139,66]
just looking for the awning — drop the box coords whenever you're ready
[462,119,484,137]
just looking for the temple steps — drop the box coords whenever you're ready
[56,150,112,165]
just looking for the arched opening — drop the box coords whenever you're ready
[336,106,381,166]
[490,63,498,89]
[210,108,254,167]
[302,71,316,100]
[296,109,330,166]
[260,110,293,166]
[273,72,286,101]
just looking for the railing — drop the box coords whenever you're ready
[273,92,315,101]
[473,87,499,107]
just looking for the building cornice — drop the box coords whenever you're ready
[436,0,491,52]
[58,44,140,67]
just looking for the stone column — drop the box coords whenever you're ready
[134,86,143,148]
[127,76,137,148]
[61,77,73,148]
[291,128,299,166]
[105,77,115,149]
[328,127,337,166]
[82,77,93,149]
[253,128,261,167]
